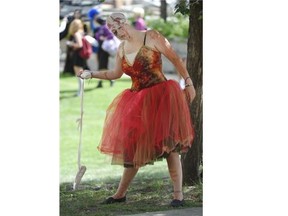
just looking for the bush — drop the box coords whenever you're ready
[146,14,189,40]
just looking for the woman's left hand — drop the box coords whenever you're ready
[184,85,196,104]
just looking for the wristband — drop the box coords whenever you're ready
[184,77,191,83]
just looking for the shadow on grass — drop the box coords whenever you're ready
[60,171,202,216]
[59,87,99,100]
[59,73,132,83]
[59,73,74,79]
[59,74,132,101]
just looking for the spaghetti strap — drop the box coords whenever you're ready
[122,41,125,55]
[143,32,147,45]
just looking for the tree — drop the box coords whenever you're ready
[160,0,168,21]
[176,0,203,185]
[98,0,124,8]
[113,0,124,8]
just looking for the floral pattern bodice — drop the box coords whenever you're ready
[122,44,167,91]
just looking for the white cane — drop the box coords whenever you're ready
[73,78,87,190]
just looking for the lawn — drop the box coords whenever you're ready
[59,73,202,215]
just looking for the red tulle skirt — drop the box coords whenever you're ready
[97,80,194,167]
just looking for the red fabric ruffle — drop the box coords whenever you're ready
[97,80,194,167]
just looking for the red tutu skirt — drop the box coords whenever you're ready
[97,80,194,167]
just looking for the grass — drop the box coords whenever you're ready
[60,73,202,215]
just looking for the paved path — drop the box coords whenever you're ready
[120,207,202,216]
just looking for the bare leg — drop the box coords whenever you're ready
[112,167,139,199]
[166,152,183,200]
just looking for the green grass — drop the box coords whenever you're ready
[60,73,132,182]
[60,178,202,216]
[60,73,202,215]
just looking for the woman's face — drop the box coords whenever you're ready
[111,25,128,40]
[74,11,81,19]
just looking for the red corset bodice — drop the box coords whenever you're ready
[122,45,167,91]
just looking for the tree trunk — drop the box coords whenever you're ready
[114,0,124,8]
[182,0,203,185]
[160,0,167,21]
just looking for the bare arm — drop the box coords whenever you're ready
[148,30,196,103]
[70,31,83,49]
[77,41,124,80]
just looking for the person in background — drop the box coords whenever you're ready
[60,9,88,40]
[88,7,101,35]
[88,7,101,56]
[77,12,196,207]
[132,7,147,31]
[67,19,88,96]
[60,9,88,75]
[59,16,68,35]
[94,17,115,88]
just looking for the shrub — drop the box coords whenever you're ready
[146,14,189,40]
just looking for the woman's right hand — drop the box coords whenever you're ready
[184,85,196,104]
[77,70,92,79]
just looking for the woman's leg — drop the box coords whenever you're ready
[166,152,183,201]
[112,167,139,199]
[96,49,106,88]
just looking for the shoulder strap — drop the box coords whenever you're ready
[143,32,147,45]
[122,41,125,55]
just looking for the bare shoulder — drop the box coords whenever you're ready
[146,29,168,52]
[146,29,163,40]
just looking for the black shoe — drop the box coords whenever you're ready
[96,81,103,88]
[101,196,126,204]
[110,80,114,87]
[170,199,185,207]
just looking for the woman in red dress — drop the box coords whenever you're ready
[77,12,196,207]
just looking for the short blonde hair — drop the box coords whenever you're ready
[132,7,145,18]
[68,19,83,36]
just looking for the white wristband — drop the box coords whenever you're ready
[80,71,92,79]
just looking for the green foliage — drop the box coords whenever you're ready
[146,15,189,40]
[175,0,203,20]
[175,1,190,16]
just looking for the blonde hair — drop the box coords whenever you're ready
[132,7,145,18]
[68,19,84,36]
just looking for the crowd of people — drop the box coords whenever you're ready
[59,7,148,94]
